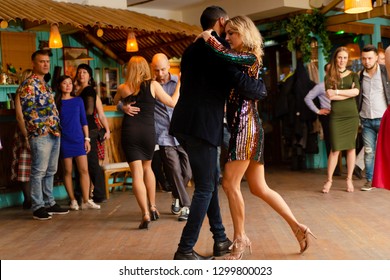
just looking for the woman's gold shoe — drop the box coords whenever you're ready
[295,226,317,253]
[224,236,252,260]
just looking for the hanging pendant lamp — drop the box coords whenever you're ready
[49,24,63,48]
[344,0,373,14]
[126,31,139,52]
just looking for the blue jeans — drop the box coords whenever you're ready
[361,118,381,182]
[29,134,60,212]
[176,134,227,253]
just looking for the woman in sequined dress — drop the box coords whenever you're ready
[200,15,315,259]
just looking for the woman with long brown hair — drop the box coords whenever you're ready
[323,46,360,193]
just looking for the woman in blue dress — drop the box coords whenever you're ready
[55,75,100,210]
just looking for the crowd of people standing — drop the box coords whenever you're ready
[10,4,390,261]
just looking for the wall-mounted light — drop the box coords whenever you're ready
[0,20,8,29]
[49,24,63,48]
[126,31,139,52]
[344,0,373,14]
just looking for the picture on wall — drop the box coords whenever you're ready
[63,47,89,79]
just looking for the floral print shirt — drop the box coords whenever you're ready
[19,74,60,138]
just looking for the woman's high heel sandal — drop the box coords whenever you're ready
[295,226,317,254]
[139,213,151,230]
[150,205,160,221]
[322,180,332,194]
[224,236,252,260]
[346,177,354,193]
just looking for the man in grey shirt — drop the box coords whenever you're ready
[358,45,390,190]
[150,53,192,220]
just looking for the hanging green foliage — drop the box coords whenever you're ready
[283,9,331,62]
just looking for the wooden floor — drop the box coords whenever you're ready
[1,165,390,260]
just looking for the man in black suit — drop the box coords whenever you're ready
[170,6,267,260]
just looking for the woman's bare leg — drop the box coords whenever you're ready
[222,160,250,240]
[323,150,340,193]
[142,160,157,210]
[129,160,149,217]
[63,158,75,201]
[74,155,90,203]
[345,149,356,192]
[245,162,301,231]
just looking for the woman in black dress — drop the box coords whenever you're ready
[114,56,180,229]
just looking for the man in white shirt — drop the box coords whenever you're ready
[358,45,390,190]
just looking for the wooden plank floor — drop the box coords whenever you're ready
[1,165,390,260]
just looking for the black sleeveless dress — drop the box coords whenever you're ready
[121,80,156,162]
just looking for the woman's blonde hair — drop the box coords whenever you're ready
[125,56,151,95]
[226,15,264,66]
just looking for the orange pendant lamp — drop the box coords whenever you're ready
[126,31,139,52]
[49,24,63,48]
[344,0,373,14]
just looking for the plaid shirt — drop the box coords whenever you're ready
[94,109,105,160]
[11,129,31,182]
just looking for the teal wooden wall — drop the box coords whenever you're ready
[0,26,124,102]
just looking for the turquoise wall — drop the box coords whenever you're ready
[0,26,125,102]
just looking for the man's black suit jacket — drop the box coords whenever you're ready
[170,34,266,147]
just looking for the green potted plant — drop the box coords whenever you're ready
[283,9,331,62]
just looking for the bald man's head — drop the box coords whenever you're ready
[151,53,170,84]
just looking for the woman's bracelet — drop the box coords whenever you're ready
[85,137,91,142]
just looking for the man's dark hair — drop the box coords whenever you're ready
[362,44,378,54]
[31,49,50,61]
[200,6,228,31]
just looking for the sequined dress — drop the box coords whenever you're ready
[206,37,266,163]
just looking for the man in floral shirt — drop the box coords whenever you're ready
[20,50,69,220]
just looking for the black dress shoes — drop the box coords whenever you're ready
[213,238,232,256]
[174,250,215,260]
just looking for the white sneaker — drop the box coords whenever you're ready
[70,200,79,211]
[81,199,101,210]
[178,206,189,221]
[171,198,181,215]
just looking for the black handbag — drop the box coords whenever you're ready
[97,128,106,143]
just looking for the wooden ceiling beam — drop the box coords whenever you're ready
[326,22,374,34]
[320,0,343,14]
[381,25,390,38]
[326,4,390,26]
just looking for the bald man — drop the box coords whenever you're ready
[150,53,192,221]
